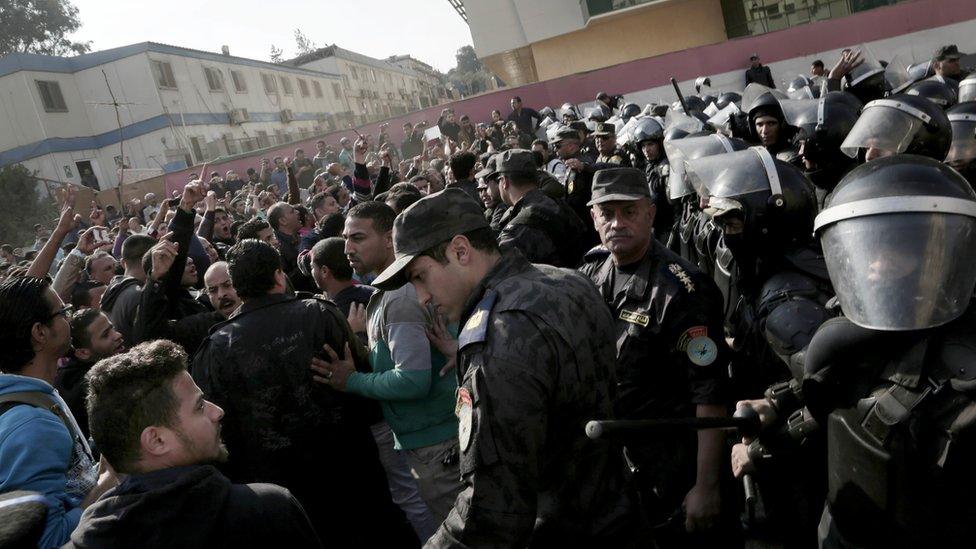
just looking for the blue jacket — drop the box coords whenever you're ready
[0,374,95,549]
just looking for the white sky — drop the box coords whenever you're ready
[66,0,473,73]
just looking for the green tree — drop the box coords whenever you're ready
[0,165,58,248]
[294,29,318,56]
[270,44,284,64]
[455,45,483,74]
[0,0,91,56]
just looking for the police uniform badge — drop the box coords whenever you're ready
[456,387,474,451]
[677,326,718,366]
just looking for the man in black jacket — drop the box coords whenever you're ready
[745,53,776,88]
[66,339,321,549]
[191,239,416,547]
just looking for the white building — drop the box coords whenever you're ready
[0,42,346,190]
[288,45,453,123]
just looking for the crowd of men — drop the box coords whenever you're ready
[2,41,976,548]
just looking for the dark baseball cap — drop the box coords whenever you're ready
[494,149,536,175]
[592,122,616,137]
[550,126,580,144]
[587,167,651,206]
[372,188,489,290]
[935,44,962,61]
[474,154,498,180]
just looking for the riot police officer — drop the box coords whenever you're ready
[840,93,952,162]
[687,147,833,547]
[735,155,976,548]
[631,118,673,243]
[579,168,731,545]
[779,92,862,209]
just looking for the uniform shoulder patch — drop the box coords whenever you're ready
[458,290,498,349]
[677,326,718,366]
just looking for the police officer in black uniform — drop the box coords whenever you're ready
[490,149,587,268]
[688,148,834,548]
[630,118,672,244]
[733,155,976,548]
[579,168,732,546]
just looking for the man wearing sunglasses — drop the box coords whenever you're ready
[0,277,118,548]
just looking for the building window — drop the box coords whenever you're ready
[297,78,310,97]
[262,73,277,94]
[203,67,224,92]
[312,80,323,98]
[151,60,177,89]
[332,82,342,99]
[222,134,239,156]
[35,80,67,112]
[256,130,270,148]
[189,136,205,163]
[230,70,247,93]
[720,0,909,39]
[280,76,293,95]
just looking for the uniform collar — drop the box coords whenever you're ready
[594,241,659,302]
[459,251,531,324]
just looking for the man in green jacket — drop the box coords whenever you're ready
[313,200,461,525]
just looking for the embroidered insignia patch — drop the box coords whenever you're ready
[620,309,650,327]
[677,326,708,351]
[668,263,695,293]
[687,336,718,366]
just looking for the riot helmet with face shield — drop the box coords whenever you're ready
[686,147,817,269]
[787,75,820,100]
[946,101,976,184]
[959,73,976,103]
[665,134,749,200]
[620,103,642,125]
[840,94,951,161]
[906,78,958,109]
[781,92,862,174]
[716,92,742,111]
[814,154,976,330]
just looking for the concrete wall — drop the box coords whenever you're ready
[151,0,975,194]
[530,0,727,81]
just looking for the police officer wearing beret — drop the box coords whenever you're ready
[579,168,730,544]
[593,123,633,167]
[484,149,587,267]
[372,188,636,547]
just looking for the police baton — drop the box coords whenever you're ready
[586,407,762,516]
[670,77,690,114]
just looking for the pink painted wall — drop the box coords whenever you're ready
[164,0,975,195]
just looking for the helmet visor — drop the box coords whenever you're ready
[685,148,771,198]
[885,55,915,93]
[947,115,976,166]
[840,104,925,158]
[707,102,741,127]
[847,46,885,87]
[665,135,740,199]
[664,110,705,136]
[960,79,976,103]
[821,213,976,330]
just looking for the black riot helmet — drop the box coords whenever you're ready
[946,101,976,181]
[665,134,749,200]
[664,109,713,141]
[781,92,862,167]
[840,94,951,161]
[715,92,742,110]
[687,146,817,261]
[560,102,580,122]
[631,117,665,145]
[905,78,958,109]
[959,73,976,104]
[814,155,976,330]
[787,75,820,100]
[586,106,607,123]
[907,61,935,83]
[672,95,707,116]
[620,103,641,124]
[846,48,888,103]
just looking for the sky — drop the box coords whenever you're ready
[66,0,473,73]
